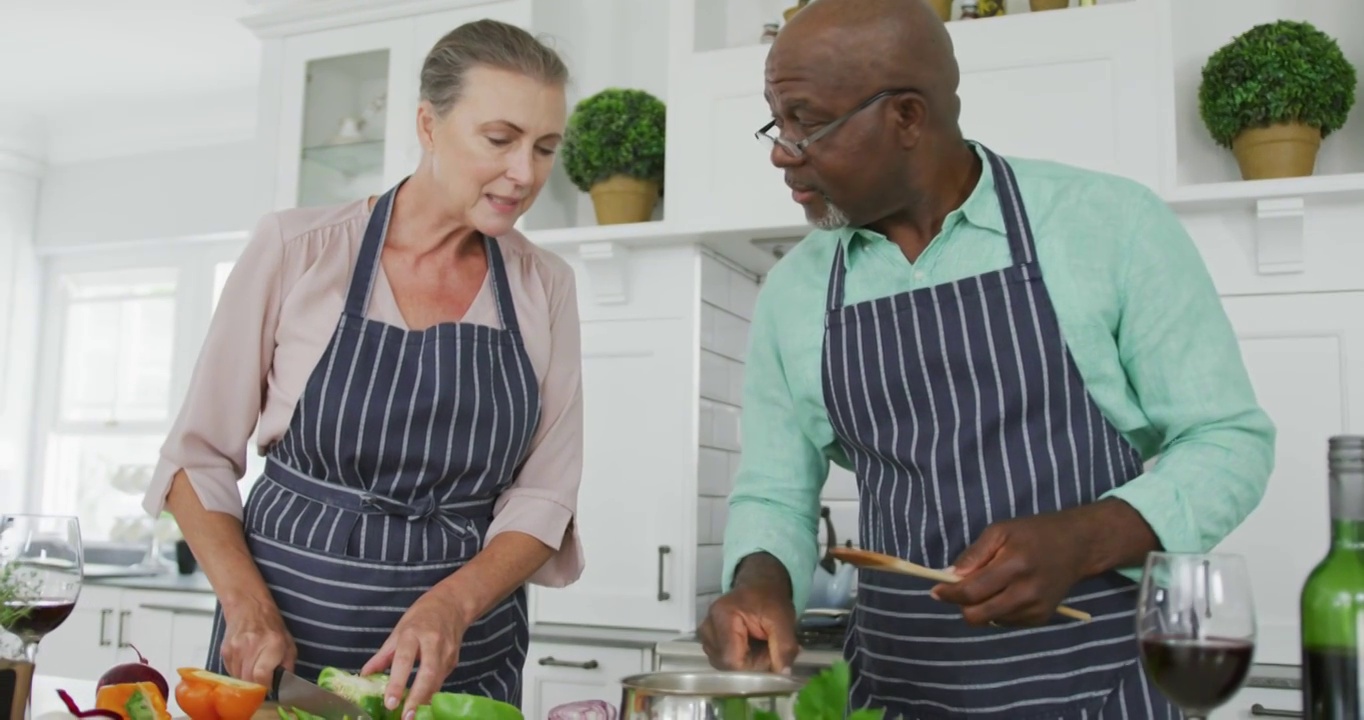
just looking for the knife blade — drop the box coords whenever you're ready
[272,666,374,720]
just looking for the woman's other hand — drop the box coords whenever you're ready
[362,588,471,720]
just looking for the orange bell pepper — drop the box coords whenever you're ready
[174,668,268,720]
[95,681,171,720]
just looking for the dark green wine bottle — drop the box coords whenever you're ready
[1302,435,1364,719]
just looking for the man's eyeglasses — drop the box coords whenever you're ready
[755,88,916,158]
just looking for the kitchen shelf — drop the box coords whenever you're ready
[1164,172,1364,212]
[301,139,384,177]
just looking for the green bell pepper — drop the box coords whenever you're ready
[427,692,523,720]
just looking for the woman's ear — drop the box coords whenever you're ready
[415,100,438,153]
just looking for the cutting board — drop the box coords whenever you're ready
[173,700,279,720]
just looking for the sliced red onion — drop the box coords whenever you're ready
[57,689,122,720]
[546,700,617,720]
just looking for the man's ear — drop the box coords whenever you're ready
[891,92,929,149]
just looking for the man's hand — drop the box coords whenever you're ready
[697,553,800,673]
[931,499,1158,626]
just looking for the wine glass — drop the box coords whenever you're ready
[0,514,83,718]
[1136,552,1256,720]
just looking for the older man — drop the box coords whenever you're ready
[697,0,1276,717]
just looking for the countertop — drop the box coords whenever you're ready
[86,573,677,650]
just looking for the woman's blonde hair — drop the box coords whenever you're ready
[420,19,569,116]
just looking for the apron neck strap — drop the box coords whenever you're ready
[978,144,1037,267]
[483,235,522,334]
[345,180,401,318]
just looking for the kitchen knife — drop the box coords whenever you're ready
[272,666,374,720]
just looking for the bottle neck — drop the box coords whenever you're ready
[1330,469,1364,550]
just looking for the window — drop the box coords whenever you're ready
[29,240,248,544]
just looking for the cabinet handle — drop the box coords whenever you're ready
[1251,704,1303,718]
[117,610,131,648]
[98,609,112,647]
[537,657,599,670]
[657,546,671,601]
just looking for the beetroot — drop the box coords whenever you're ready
[56,689,121,720]
[96,644,169,701]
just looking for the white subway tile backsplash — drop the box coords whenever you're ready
[727,361,745,406]
[729,271,758,321]
[700,304,717,352]
[700,350,729,403]
[695,256,762,616]
[714,310,750,361]
[710,402,742,452]
[698,448,731,496]
[702,256,729,308]
[696,544,724,594]
[709,497,729,543]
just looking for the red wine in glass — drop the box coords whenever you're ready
[1,600,77,640]
[1139,635,1255,712]
[1137,552,1256,720]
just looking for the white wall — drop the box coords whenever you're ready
[35,139,260,250]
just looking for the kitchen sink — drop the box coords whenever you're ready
[81,543,168,578]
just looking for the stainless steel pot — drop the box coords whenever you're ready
[618,670,804,719]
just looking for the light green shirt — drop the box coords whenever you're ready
[721,144,1276,613]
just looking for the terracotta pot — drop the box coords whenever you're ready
[1231,122,1322,180]
[589,175,660,225]
[927,0,952,21]
[1030,0,1070,10]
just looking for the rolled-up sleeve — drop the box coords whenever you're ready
[721,275,829,615]
[1102,188,1276,580]
[485,256,585,587]
[142,214,285,520]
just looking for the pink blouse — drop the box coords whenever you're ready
[142,197,585,587]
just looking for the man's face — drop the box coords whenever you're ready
[762,45,898,231]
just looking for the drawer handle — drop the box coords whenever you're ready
[537,657,599,670]
[98,609,112,647]
[1251,704,1303,718]
[117,610,131,648]
[657,545,671,601]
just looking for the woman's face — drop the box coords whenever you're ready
[417,65,567,237]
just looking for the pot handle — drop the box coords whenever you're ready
[819,506,837,574]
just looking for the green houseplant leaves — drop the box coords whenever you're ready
[1197,19,1356,149]
[561,88,666,193]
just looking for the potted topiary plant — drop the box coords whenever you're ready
[1198,20,1357,181]
[561,87,666,225]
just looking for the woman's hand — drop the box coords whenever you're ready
[362,588,471,720]
[220,598,297,687]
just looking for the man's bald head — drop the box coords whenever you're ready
[771,0,962,128]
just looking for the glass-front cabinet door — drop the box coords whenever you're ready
[273,20,415,210]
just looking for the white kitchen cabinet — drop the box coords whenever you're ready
[521,640,650,720]
[269,19,416,210]
[1213,292,1364,666]
[527,245,702,633]
[42,585,215,682]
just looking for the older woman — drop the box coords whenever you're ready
[142,19,583,716]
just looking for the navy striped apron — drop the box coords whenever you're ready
[822,146,1179,720]
[205,179,541,706]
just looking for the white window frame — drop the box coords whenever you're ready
[22,236,248,518]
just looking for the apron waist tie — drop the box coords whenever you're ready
[264,457,483,540]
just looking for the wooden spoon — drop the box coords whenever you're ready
[828,546,1092,623]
